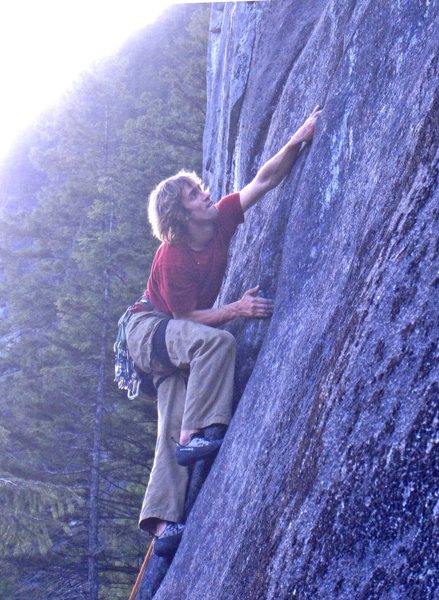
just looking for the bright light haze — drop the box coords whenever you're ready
[0,0,183,164]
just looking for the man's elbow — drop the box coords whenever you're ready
[255,170,274,192]
[241,177,271,211]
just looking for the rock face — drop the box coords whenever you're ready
[155,1,438,598]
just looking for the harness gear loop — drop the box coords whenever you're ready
[114,306,142,399]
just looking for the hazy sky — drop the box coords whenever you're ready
[0,0,198,164]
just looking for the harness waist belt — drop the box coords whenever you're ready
[129,296,155,313]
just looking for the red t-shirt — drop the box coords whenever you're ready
[146,193,244,315]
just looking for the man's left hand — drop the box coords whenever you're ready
[290,105,322,144]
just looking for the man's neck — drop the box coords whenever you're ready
[185,221,215,251]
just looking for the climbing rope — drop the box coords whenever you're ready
[128,540,155,600]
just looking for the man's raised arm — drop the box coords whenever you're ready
[239,106,321,212]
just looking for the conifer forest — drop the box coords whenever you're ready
[0,5,209,598]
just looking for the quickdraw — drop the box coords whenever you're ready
[114,306,141,400]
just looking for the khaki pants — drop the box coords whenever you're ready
[126,312,236,531]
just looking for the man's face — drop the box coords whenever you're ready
[181,182,219,224]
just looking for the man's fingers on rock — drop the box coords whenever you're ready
[250,304,272,315]
[256,304,273,314]
[253,302,273,311]
[255,296,273,303]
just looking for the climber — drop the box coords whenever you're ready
[125,105,321,556]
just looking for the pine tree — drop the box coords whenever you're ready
[0,4,209,598]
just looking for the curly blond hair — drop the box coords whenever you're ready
[148,170,203,244]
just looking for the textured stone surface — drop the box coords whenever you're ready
[155,1,438,598]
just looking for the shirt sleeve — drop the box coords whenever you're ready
[215,192,244,238]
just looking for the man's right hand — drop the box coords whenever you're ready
[238,285,274,318]
[174,286,273,325]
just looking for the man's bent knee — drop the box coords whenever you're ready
[215,329,236,349]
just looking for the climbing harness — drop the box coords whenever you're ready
[128,539,155,600]
[114,298,174,400]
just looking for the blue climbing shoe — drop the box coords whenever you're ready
[175,431,223,467]
[154,522,185,557]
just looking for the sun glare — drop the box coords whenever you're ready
[0,0,175,164]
